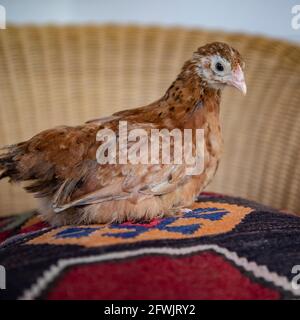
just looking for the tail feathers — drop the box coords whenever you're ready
[0,143,61,198]
[0,143,26,181]
[25,177,60,198]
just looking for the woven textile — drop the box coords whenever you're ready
[0,193,300,300]
[1,25,300,215]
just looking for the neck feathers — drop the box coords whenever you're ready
[162,61,221,116]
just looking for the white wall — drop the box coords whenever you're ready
[1,0,300,43]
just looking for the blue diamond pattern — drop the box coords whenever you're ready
[103,207,228,239]
[56,227,99,239]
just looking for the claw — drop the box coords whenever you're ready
[180,208,193,214]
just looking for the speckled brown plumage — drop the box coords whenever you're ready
[0,42,246,226]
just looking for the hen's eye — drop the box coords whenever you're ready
[215,62,224,72]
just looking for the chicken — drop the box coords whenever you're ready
[0,42,246,226]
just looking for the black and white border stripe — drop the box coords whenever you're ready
[18,244,300,300]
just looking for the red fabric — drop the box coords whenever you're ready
[20,221,49,234]
[0,229,12,243]
[47,252,280,300]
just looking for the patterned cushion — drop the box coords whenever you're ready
[0,193,300,300]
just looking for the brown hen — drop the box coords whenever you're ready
[0,42,246,226]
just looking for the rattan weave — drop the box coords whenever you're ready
[0,25,300,215]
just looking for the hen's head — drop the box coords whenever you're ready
[191,42,246,95]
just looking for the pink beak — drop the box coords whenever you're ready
[229,65,247,95]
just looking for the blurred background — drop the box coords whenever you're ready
[1,0,300,43]
[0,0,300,216]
